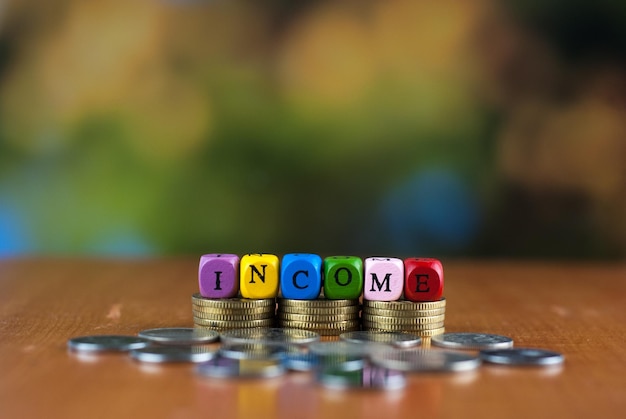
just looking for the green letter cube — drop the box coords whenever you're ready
[323,256,363,299]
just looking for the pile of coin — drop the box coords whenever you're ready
[67,329,565,388]
[276,298,360,336]
[191,293,276,331]
[361,298,446,337]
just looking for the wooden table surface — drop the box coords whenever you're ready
[0,258,625,419]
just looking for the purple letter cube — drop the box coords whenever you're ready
[199,254,240,298]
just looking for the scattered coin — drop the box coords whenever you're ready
[219,343,290,360]
[67,335,150,352]
[137,328,220,345]
[309,341,371,357]
[130,346,217,363]
[281,352,320,372]
[479,348,564,366]
[197,356,286,378]
[220,328,320,346]
[432,333,514,350]
[370,349,481,372]
[340,331,422,348]
[315,367,363,389]
[308,341,372,371]
[315,365,407,390]
[361,365,407,390]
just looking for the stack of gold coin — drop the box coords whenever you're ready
[191,293,276,332]
[276,298,361,336]
[361,298,446,337]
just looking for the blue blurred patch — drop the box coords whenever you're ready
[0,203,33,256]
[382,168,481,254]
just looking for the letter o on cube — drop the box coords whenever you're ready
[323,256,363,300]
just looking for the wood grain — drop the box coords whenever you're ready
[0,258,625,419]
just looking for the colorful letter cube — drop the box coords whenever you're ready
[240,253,280,299]
[198,253,240,298]
[363,257,404,301]
[323,256,363,300]
[280,253,323,300]
[404,258,444,302]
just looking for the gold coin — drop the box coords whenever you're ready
[278,319,360,330]
[362,307,445,317]
[278,298,359,308]
[277,305,361,315]
[361,313,445,324]
[192,304,275,315]
[192,311,275,321]
[313,327,360,336]
[363,326,445,337]
[192,293,275,308]
[277,313,359,323]
[362,320,445,331]
[193,325,231,332]
[363,298,446,310]
[193,317,275,328]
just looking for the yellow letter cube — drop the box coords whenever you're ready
[240,253,280,299]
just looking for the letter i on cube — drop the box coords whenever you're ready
[280,253,323,300]
[240,253,280,299]
[198,254,240,298]
[364,257,404,301]
[403,258,444,302]
[323,256,363,300]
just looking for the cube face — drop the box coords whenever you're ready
[280,253,323,300]
[323,256,363,300]
[404,258,444,302]
[199,254,240,298]
[363,257,404,301]
[240,253,280,299]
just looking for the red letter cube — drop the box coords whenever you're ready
[404,258,444,302]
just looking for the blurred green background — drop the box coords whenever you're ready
[0,0,624,259]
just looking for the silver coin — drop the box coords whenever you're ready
[308,341,372,371]
[67,335,150,352]
[362,365,407,390]
[480,348,564,366]
[316,365,406,390]
[220,328,320,346]
[219,343,289,360]
[340,331,422,348]
[197,356,286,378]
[137,328,220,345]
[130,346,217,363]
[281,352,320,372]
[370,349,481,372]
[431,332,513,350]
[308,341,372,357]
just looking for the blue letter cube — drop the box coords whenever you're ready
[280,253,323,300]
